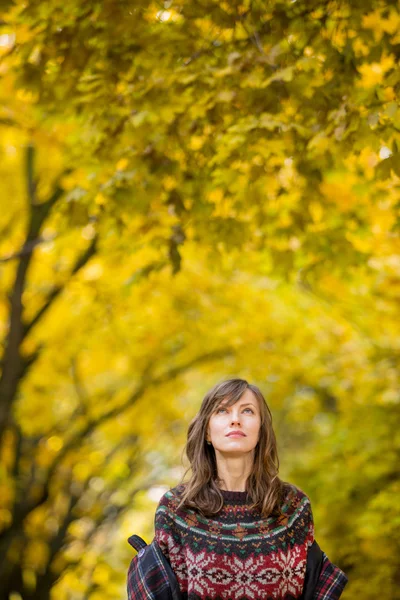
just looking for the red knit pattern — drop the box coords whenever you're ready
[154,483,314,600]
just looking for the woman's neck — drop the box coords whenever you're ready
[215,454,253,491]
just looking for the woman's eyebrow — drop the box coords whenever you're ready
[219,402,256,408]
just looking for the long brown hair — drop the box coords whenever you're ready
[177,378,284,518]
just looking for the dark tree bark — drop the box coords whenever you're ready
[0,146,97,443]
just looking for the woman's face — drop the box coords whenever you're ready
[206,388,261,455]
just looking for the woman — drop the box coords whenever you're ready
[152,378,348,599]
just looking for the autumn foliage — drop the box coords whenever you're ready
[0,1,399,598]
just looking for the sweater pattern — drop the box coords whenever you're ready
[155,484,314,600]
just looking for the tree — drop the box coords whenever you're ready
[1,1,400,598]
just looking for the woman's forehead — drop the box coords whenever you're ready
[217,389,258,406]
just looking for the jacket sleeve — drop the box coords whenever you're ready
[295,487,348,600]
[313,552,348,600]
[302,540,324,600]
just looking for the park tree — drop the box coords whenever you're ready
[0,0,400,598]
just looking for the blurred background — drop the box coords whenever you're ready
[0,1,399,598]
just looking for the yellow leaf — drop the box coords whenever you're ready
[162,175,177,190]
[46,436,63,452]
[92,565,110,585]
[384,87,395,101]
[309,202,324,223]
[357,55,395,88]
[217,90,235,103]
[116,158,129,170]
[207,188,224,203]
[189,136,205,150]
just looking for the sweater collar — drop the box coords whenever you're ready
[219,489,249,505]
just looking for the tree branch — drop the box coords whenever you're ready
[23,235,98,338]
[70,357,89,416]
[49,347,231,477]
[0,146,64,442]
[0,347,232,545]
[0,235,57,264]
[26,144,36,205]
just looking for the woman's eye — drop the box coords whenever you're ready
[216,407,254,414]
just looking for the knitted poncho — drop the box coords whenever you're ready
[154,483,315,600]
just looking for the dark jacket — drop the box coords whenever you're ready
[127,535,347,600]
[127,534,182,600]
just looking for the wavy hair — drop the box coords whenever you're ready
[177,378,284,518]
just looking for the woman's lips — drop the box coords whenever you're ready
[226,432,246,437]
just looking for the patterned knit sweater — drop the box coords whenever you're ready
[154,483,315,600]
